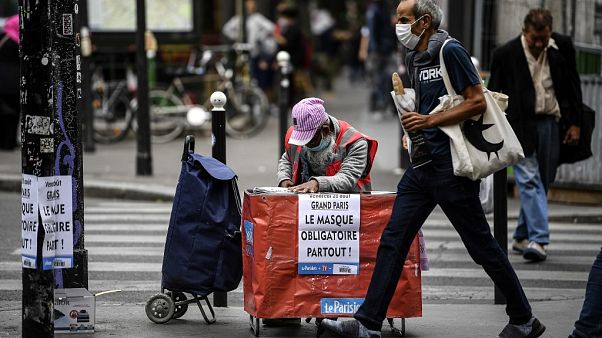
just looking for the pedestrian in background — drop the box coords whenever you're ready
[0,14,20,151]
[222,0,277,97]
[274,4,312,103]
[488,9,583,262]
[321,0,545,337]
[569,247,602,338]
[363,0,397,121]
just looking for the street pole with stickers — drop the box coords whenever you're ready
[21,0,87,335]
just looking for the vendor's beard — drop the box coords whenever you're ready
[304,134,336,173]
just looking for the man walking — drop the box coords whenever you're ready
[321,0,545,337]
[489,9,582,262]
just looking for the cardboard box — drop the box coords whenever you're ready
[54,288,95,334]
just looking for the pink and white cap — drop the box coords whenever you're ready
[289,97,328,146]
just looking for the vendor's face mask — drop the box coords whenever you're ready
[306,132,330,152]
[396,15,426,50]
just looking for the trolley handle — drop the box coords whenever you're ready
[182,135,195,161]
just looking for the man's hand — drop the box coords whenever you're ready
[401,112,433,132]
[563,126,581,145]
[402,134,409,150]
[279,180,294,188]
[289,179,319,193]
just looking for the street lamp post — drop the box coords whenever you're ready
[276,51,291,158]
[135,0,153,176]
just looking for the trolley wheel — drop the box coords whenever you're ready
[249,315,260,337]
[145,293,175,324]
[167,291,188,319]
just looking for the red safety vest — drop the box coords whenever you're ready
[284,119,378,192]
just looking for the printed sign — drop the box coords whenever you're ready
[38,176,73,270]
[244,220,254,257]
[320,298,364,315]
[298,194,360,275]
[21,174,38,269]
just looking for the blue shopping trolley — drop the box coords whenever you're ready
[145,135,243,324]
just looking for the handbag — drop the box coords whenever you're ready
[558,103,595,164]
[432,39,524,180]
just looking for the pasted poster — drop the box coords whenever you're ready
[38,176,73,270]
[298,193,360,275]
[21,174,38,269]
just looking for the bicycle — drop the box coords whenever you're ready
[91,65,136,143]
[140,44,270,143]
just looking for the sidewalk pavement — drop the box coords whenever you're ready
[0,299,584,337]
[0,75,599,337]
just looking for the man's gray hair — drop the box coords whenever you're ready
[414,0,443,30]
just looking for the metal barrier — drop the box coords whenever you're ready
[555,76,602,188]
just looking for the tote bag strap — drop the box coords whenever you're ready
[438,39,457,96]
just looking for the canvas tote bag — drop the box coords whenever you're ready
[431,39,524,180]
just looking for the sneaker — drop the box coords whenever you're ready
[523,241,547,262]
[512,239,529,254]
[320,318,381,338]
[498,317,546,338]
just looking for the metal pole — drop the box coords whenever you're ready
[493,169,508,305]
[20,1,55,335]
[79,0,95,153]
[211,91,227,307]
[276,51,291,158]
[136,0,153,176]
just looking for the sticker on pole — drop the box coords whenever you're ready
[298,193,360,275]
[38,176,74,270]
[21,174,38,269]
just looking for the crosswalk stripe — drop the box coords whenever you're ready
[1,261,589,282]
[85,215,171,222]
[85,207,172,214]
[426,252,597,266]
[426,240,602,252]
[84,224,168,232]
[421,229,602,242]
[422,268,589,282]
[0,279,245,293]
[85,235,166,243]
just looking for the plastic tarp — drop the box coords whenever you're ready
[242,192,422,319]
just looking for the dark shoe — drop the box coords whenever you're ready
[498,317,546,338]
[262,318,301,326]
[320,318,381,338]
[523,242,547,262]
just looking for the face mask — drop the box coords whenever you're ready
[395,15,426,50]
[306,132,330,152]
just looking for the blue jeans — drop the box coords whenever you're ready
[570,248,602,338]
[354,159,532,331]
[535,116,559,192]
[513,155,550,245]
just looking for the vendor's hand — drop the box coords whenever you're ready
[289,179,319,193]
[401,112,432,132]
[402,134,409,150]
[279,180,294,188]
[563,125,581,145]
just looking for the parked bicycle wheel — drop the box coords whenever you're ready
[93,88,133,144]
[225,83,269,139]
[132,89,185,144]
